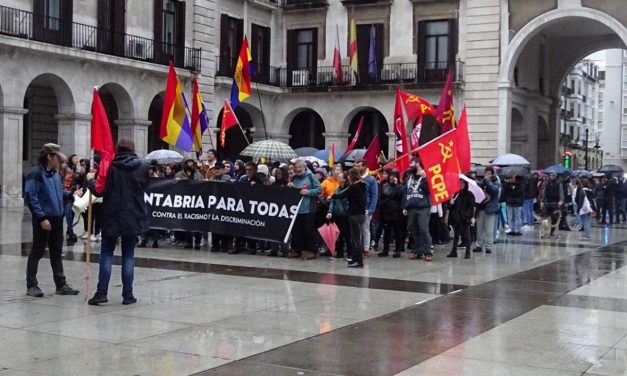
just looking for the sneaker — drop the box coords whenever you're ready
[424,254,433,262]
[446,252,458,258]
[26,286,44,298]
[485,249,492,254]
[56,284,79,295]
[88,294,108,306]
[96,235,102,242]
[409,253,423,260]
[378,251,390,257]
[392,252,401,258]
[90,234,98,242]
[347,261,364,268]
[473,247,483,253]
[579,237,591,241]
[80,233,88,240]
[122,296,137,305]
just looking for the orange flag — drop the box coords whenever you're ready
[220,100,240,148]
[417,130,460,205]
[455,106,471,173]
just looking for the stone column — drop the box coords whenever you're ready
[497,81,513,156]
[267,132,291,144]
[386,132,396,160]
[116,119,152,157]
[323,132,350,152]
[56,114,91,159]
[0,106,27,208]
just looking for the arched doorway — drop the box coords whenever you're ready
[288,109,325,149]
[216,106,253,160]
[347,108,389,157]
[147,93,169,152]
[510,108,526,156]
[98,83,134,146]
[537,116,552,168]
[22,74,74,165]
[500,7,627,166]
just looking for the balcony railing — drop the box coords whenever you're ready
[0,5,201,72]
[283,0,329,9]
[216,55,464,89]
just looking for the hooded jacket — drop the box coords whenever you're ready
[175,157,203,181]
[478,176,501,214]
[291,169,322,214]
[24,164,67,222]
[91,151,150,238]
[448,186,475,226]
[379,182,404,222]
[402,174,431,210]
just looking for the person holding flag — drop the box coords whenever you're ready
[402,158,432,262]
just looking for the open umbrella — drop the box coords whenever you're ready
[492,153,530,166]
[498,165,531,177]
[314,148,342,162]
[318,222,340,256]
[145,149,184,164]
[292,156,327,166]
[240,140,298,162]
[544,165,570,175]
[337,149,367,168]
[571,169,593,178]
[470,165,488,177]
[598,165,624,174]
[459,174,485,204]
[294,147,319,157]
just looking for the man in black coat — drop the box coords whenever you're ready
[88,139,150,306]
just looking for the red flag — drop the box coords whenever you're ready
[333,25,343,83]
[410,118,422,151]
[455,106,471,173]
[417,130,460,205]
[363,134,380,171]
[91,88,115,194]
[399,90,437,121]
[345,116,364,154]
[220,100,240,148]
[394,87,409,173]
[329,143,335,167]
[437,69,456,132]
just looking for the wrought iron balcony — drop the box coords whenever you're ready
[0,5,201,72]
[216,55,464,90]
[283,0,329,10]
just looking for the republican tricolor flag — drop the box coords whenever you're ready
[160,63,194,152]
[191,78,209,152]
[230,36,255,109]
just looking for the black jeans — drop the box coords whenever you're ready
[334,216,350,258]
[348,214,365,264]
[27,217,67,289]
[382,219,404,253]
[451,223,471,255]
[291,213,316,255]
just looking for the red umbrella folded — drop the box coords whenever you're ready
[318,222,340,256]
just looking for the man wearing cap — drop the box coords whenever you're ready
[24,143,81,297]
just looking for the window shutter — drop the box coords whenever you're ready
[33,0,44,40]
[112,0,126,56]
[61,0,73,46]
[219,14,229,73]
[286,29,295,86]
[153,0,164,64]
[175,1,186,67]
[447,18,457,72]
[311,28,318,77]
[263,26,271,71]
[375,23,383,76]
[417,21,426,82]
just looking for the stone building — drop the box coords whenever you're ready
[600,49,627,170]
[0,0,215,207]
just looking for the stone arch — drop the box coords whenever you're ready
[147,92,169,152]
[288,109,325,150]
[510,107,526,156]
[345,107,389,157]
[238,102,265,137]
[22,74,75,164]
[98,82,135,120]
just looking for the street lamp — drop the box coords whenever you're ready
[584,128,589,171]
[594,140,603,168]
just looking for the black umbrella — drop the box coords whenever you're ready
[294,147,319,157]
[498,165,531,177]
[598,165,624,174]
[470,165,488,177]
[338,149,367,168]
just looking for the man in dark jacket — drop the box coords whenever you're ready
[542,172,564,237]
[524,173,538,227]
[402,159,432,261]
[24,143,80,297]
[474,166,501,254]
[505,175,525,236]
[378,170,404,258]
[88,139,149,306]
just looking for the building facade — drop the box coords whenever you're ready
[0,0,216,207]
[4,0,627,207]
[558,59,602,170]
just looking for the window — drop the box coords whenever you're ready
[219,15,243,75]
[251,24,271,83]
[33,0,72,45]
[418,19,456,82]
[97,0,125,55]
[356,23,384,84]
[153,0,186,66]
[287,28,318,85]
[45,0,61,30]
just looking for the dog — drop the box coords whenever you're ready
[539,218,551,239]
[539,208,561,239]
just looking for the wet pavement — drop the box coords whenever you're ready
[1,208,626,375]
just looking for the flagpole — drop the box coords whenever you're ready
[83,148,94,302]
[255,82,269,140]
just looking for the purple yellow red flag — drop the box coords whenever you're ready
[230,36,254,109]
[348,8,359,83]
[437,69,456,132]
[160,63,193,151]
[191,78,209,152]
[329,143,335,167]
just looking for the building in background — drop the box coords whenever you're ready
[0,0,215,207]
[600,49,627,170]
[558,59,602,170]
